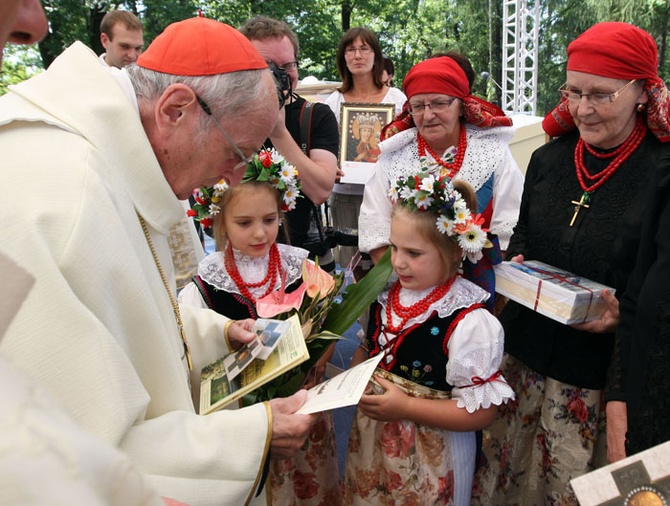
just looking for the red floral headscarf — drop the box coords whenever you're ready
[542,22,670,142]
[381,56,512,141]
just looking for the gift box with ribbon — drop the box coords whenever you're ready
[494,260,613,325]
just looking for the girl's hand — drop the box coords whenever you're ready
[227,318,257,349]
[358,376,408,422]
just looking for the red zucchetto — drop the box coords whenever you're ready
[136,17,267,76]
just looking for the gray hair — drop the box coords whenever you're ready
[126,65,273,130]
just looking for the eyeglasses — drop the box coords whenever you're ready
[407,97,457,116]
[196,95,252,171]
[558,79,637,106]
[345,46,372,57]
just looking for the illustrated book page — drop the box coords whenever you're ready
[200,314,309,414]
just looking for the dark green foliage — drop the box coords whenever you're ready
[3,0,669,113]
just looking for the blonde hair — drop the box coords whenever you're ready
[391,179,477,273]
[212,182,287,251]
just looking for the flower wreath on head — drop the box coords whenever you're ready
[187,148,301,229]
[390,171,490,263]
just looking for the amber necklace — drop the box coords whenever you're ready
[417,125,467,178]
[570,116,646,227]
[224,242,282,303]
[138,214,192,370]
[385,277,456,334]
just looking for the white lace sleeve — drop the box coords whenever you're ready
[358,157,393,253]
[446,309,515,413]
[177,281,208,309]
[490,148,524,250]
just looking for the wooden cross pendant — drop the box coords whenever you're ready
[570,193,591,227]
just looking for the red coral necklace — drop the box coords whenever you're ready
[385,277,456,334]
[225,242,282,303]
[417,125,467,178]
[570,116,646,227]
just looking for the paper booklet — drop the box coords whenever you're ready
[200,314,309,414]
[296,353,384,414]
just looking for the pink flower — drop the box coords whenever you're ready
[256,282,307,318]
[381,421,414,458]
[302,260,335,300]
[567,395,589,423]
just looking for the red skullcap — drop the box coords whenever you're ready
[137,17,267,76]
[567,22,658,80]
[403,57,470,99]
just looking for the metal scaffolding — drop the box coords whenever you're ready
[502,0,540,115]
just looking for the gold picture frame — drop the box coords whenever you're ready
[338,102,395,184]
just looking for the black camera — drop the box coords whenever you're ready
[302,227,359,258]
[268,62,291,109]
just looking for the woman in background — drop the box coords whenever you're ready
[326,27,406,274]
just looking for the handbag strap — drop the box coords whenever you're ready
[299,99,331,234]
[299,100,313,155]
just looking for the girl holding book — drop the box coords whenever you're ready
[343,172,514,506]
[178,149,341,506]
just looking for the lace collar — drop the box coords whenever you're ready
[197,244,308,299]
[379,125,515,192]
[378,276,490,332]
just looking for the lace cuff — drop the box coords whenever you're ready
[452,371,515,413]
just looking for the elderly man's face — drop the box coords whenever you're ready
[157,72,279,200]
[0,0,48,65]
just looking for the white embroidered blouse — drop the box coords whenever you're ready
[374,276,515,413]
[359,125,524,252]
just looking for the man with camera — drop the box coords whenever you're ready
[239,16,339,272]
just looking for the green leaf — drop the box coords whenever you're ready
[321,249,392,335]
[305,330,344,343]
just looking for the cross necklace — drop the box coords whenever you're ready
[570,192,591,227]
[570,117,646,227]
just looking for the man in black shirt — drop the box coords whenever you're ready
[240,16,339,271]
[240,16,339,270]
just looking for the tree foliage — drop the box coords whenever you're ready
[2,0,670,114]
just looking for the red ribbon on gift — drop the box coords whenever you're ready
[518,263,595,324]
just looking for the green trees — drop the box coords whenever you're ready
[3,0,669,115]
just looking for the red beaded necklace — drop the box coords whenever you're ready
[569,116,646,227]
[385,277,456,334]
[417,125,467,178]
[224,242,282,303]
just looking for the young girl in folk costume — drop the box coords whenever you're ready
[178,149,341,506]
[343,172,515,506]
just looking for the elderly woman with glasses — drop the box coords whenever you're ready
[471,22,670,506]
[359,52,524,307]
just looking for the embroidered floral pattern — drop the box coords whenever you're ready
[472,355,606,506]
[343,370,459,505]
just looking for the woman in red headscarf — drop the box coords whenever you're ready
[359,52,524,308]
[471,22,670,506]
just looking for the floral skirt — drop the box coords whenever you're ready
[269,410,342,506]
[342,369,475,506]
[471,354,607,506]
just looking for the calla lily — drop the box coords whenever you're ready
[256,282,307,318]
[302,260,335,300]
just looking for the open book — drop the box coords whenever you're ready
[200,314,309,414]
